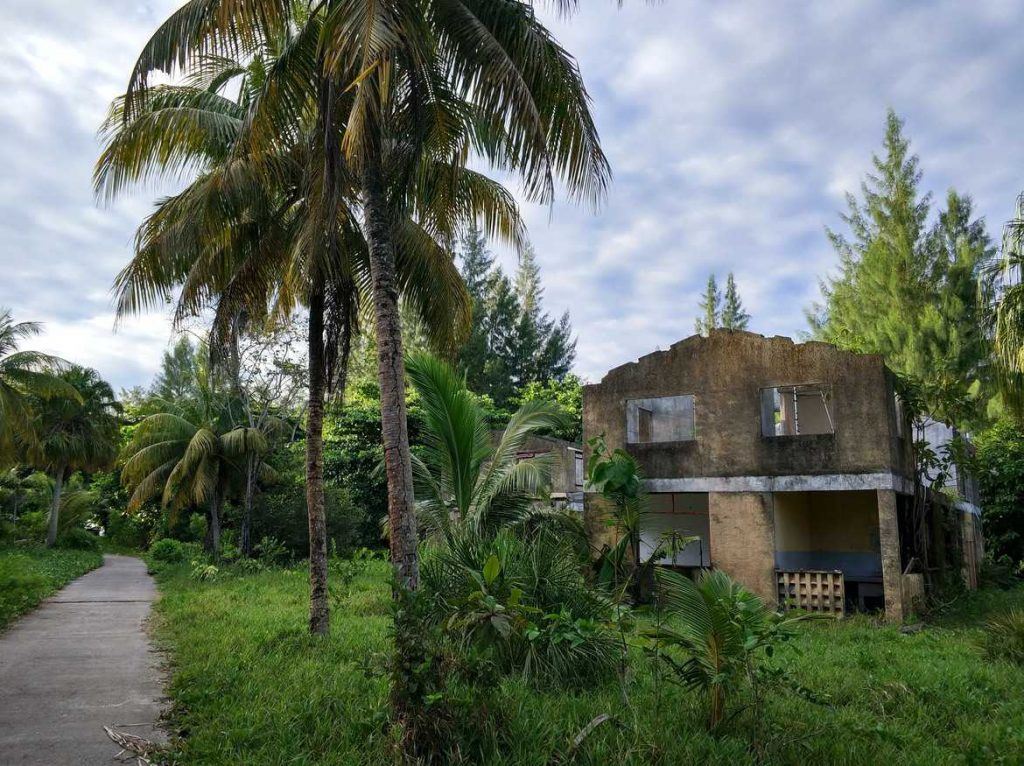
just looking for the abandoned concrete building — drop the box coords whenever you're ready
[502,433,585,511]
[582,330,983,621]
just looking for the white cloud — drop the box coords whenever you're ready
[1,0,1024,391]
[523,0,1024,381]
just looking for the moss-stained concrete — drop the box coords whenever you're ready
[708,491,777,602]
[583,330,914,480]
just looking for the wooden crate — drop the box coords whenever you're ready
[776,570,845,616]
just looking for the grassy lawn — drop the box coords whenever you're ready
[151,561,1024,765]
[0,544,103,628]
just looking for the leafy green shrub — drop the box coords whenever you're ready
[322,400,426,547]
[56,528,101,551]
[253,535,289,565]
[149,538,188,564]
[14,511,47,542]
[187,513,207,544]
[979,609,1024,665]
[232,557,264,573]
[251,481,363,558]
[0,558,48,623]
[190,562,220,581]
[105,508,155,550]
[979,554,1020,590]
[421,528,620,688]
[974,421,1024,566]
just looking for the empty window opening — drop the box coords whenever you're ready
[639,492,710,568]
[760,384,834,437]
[626,395,695,444]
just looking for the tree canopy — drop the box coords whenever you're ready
[809,110,996,424]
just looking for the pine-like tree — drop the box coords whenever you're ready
[457,223,496,392]
[516,246,543,319]
[695,274,721,336]
[152,336,201,403]
[481,272,522,406]
[455,231,576,408]
[720,273,750,330]
[810,110,996,423]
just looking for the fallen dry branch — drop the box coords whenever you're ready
[104,725,162,765]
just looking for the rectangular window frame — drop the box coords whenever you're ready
[626,394,697,445]
[760,383,835,438]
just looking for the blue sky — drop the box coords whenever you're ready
[1,0,1022,390]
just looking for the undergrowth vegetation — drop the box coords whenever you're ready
[0,544,102,628]
[150,559,1024,765]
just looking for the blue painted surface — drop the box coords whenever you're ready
[774,551,882,579]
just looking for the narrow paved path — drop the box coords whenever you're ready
[0,555,165,765]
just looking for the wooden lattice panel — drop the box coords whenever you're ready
[777,570,845,616]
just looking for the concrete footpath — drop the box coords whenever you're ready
[0,555,166,765]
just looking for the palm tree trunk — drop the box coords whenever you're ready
[364,153,425,753]
[708,684,725,731]
[306,288,330,636]
[363,157,419,591]
[241,453,256,558]
[208,490,221,560]
[45,465,65,548]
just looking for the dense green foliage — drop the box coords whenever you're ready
[810,111,996,423]
[0,545,102,628]
[0,321,121,552]
[992,193,1024,415]
[512,374,584,442]
[321,399,423,550]
[250,470,363,558]
[973,420,1024,566]
[150,562,1024,764]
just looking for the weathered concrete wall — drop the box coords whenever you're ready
[876,489,905,622]
[708,492,777,602]
[583,331,912,481]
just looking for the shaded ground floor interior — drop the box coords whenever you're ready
[632,488,982,619]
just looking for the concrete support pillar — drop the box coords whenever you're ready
[876,489,904,622]
[708,492,777,603]
[583,493,619,555]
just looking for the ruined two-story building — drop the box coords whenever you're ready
[583,330,983,621]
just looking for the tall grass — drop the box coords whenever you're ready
[150,561,1024,765]
[0,545,103,628]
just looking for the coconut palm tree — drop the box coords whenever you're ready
[0,309,78,465]
[121,377,272,558]
[322,0,609,597]
[405,350,568,541]
[24,366,120,547]
[644,569,809,731]
[993,192,1024,413]
[97,25,522,634]
[112,0,606,608]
